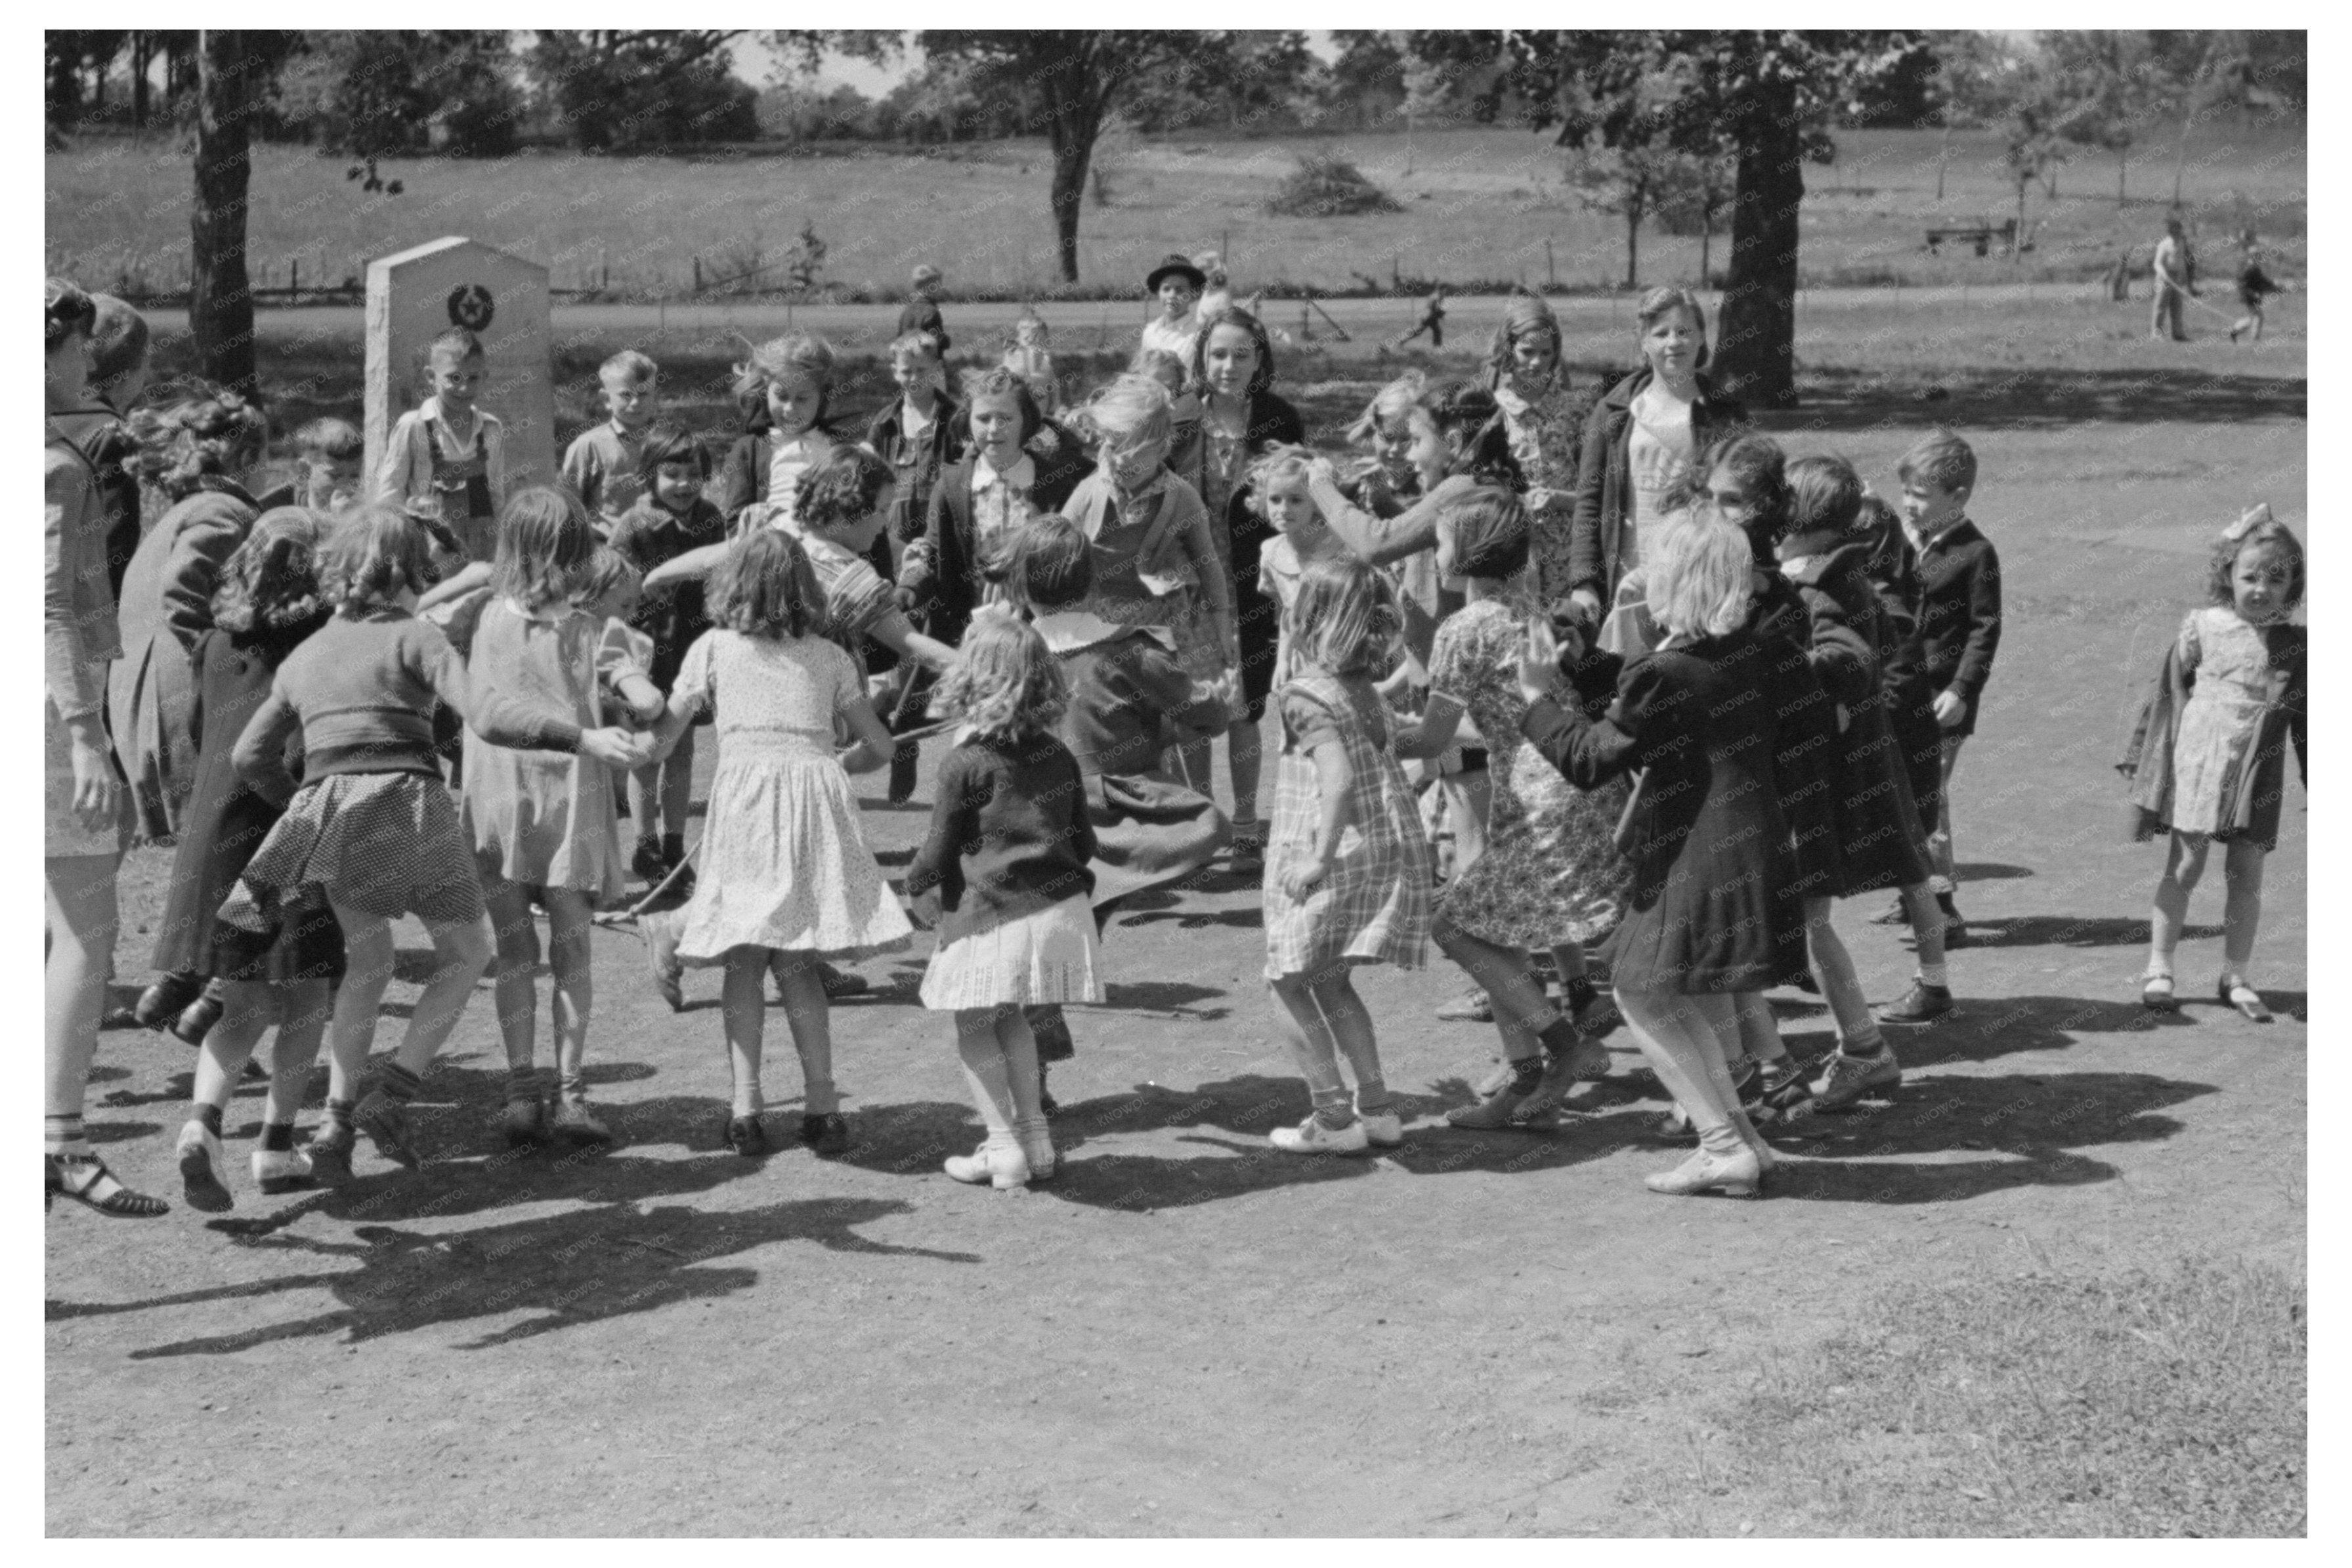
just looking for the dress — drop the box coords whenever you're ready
[461,598,628,901]
[152,621,345,985]
[666,629,912,964]
[2168,607,2292,837]
[1427,595,1632,948]
[1494,377,1594,607]
[1262,669,1432,980]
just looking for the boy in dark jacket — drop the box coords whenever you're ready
[1897,430,1999,946]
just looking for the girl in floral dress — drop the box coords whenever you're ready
[1394,486,1633,1130]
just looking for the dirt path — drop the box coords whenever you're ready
[47,421,2303,1536]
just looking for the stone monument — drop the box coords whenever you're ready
[364,237,556,495]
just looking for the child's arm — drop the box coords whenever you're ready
[231,687,305,809]
[416,624,645,767]
[835,691,897,774]
[560,433,599,516]
[1390,690,1474,760]
[903,752,977,923]
[595,620,667,725]
[417,561,494,614]
[1280,735,1359,900]
[1306,458,1473,568]
[372,413,423,507]
[642,541,729,593]
[1936,541,2002,727]
[1174,490,1237,656]
[863,608,958,672]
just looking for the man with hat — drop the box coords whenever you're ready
[1141,252,1207,361]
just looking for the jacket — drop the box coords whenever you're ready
[897,425,1091,648]
[1568,367,1747,604]
[2116,621,2307,851]
[865,391,966,545]
[1912,517,2001,736]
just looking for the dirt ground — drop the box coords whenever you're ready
[46,395,2304,1535]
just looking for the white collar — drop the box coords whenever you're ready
[972,452,1035,493]
[1032,609,1133,654]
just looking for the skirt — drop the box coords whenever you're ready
[1086,772,1231,907]
[920,894,1105,1010]
[463,735,626,902]
[45,694,133,858]
[218,770,486,932]
[671,740,913,964]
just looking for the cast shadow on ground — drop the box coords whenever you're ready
[1952,861,2034,882]
[1877,990,2248,1063]
[1955,915,2219,950]
[73,1190,973,1360]
[1762,367,2305,432]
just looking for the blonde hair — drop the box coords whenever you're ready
[1247,444,1317,520]
[1084,373,1172,449]
[1346,371,1429,448]
[1646,517,1753,640]
[731,332,836,419]
[599,349,658,387]
[1288,557,1401,681]
[935,614,1068,743]
[1635,286,1710,369]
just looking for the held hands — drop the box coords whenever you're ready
[67,716,119,830]
[580,726,652,769]
[1566,587,1603,633]
[1518,618,1564,708]
[1932,689,1965,729]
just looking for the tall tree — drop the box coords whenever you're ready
[918,32,1200,284]
[2045,32,2171,205]
[1426,29,1927,408]
[527,31,758,150]
[190,30,263,396]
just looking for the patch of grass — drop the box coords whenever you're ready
[1655,1259,2306,1537]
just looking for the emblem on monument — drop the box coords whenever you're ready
[447,283,496,331]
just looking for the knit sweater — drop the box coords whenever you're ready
[232,608,580,806]
[905,732,1098,939]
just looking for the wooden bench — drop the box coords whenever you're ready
[1923,220,2019,257]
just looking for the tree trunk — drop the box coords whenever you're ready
[2118,146,2127,205]
[133,33,150,131]
[2014,174,2028,260]
[1716,85,1803,409]
[190,30,257,397]
[49,45,81,129]
[1048,125,1095,284]
[1036,40,1106,286]
[1624,203,1640,290]
[1700,222,1711,292]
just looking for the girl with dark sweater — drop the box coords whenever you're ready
[907,614,1101,1190]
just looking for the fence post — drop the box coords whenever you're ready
[692,256,701,294]
[1546,239,1556,289]
[289,257,297,305]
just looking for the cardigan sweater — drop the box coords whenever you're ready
[905,732,1099,941]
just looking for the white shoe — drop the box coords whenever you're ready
[944,1139,1031,1189]
[251,1145,316,1195]
[1269,1114,1371,1155]
[1355,1101,1404,1147]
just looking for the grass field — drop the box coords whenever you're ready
[46,120,2306,304]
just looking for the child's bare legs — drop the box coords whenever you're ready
[2221,839,2267,983]
[721,948,767,1118]
[1268,973,1354,1122]
[1227,717,1263,838]
[1174,735,1214,799]
[190,979,277,1114]
[1311,969,1390,1112]
[1731,989,1788,1068]
[769,950,838,1116]
[1901,882,1950,973]
[264,979,331,1128]
[324,906,398,1104]
[952,1006,1044,1138]
[2147,831,2211,980]
[395,914,495,1076]
[1443,767,1492,870]
[44,855,118,1133]
[1432,918,1554,1063]
[537,890,595,1096]
[482,879,544,1095]
[1804,896,1886,1059]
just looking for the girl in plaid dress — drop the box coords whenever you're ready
[1262,558,1432,1155]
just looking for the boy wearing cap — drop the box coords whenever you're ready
[1141,253,1206,361]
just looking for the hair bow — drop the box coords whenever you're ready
[2221,502,2273,542]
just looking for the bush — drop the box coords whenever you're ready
[1266,153,1401,218]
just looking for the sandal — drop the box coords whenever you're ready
[46,1153,169,1218]
[2219,977,2274,1023]
[2141,972,2179,1012]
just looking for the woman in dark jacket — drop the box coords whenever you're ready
[1170,306,1305,863]
[1566,287,1747,630]
[1516,517,1819,1197]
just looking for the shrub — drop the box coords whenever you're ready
[1266,154,1402,219]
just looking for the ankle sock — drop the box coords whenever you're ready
[1536,1015,1582,1059]
[558,1070,588,1103]
[505,1067,545,1104]
[1311,1101,1358,1131]
[1354,1081,1393,1114]
[1507,1057,1546,1095]
[45,1114,85,1159]
[1918,961,1949,988]
[375,1062,423,1105]
[193,1103,225,1137]
[324,1096,356,1132]
[261,1121,295,1153]
[1564,976,1599,1015]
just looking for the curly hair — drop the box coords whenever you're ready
[212,507,327,639]
[131,383,269,502]
[794,444,895,530]
[1083,373,1172,450]
[1646,517,1753,641]
[1428,381,1524,489]
[1289,556,1401,681]
[322,505,439,616]
[731,331,836,427]
[1679,432,1790,561]
[958,365,1045,446]
[491,487,595,610]
[934,612,1068,744]
[1245,444,1318,522]
[46,276,95,347]
[708,528,823,641]
[1186,305,1277,400]
[1437,484,1532,582]
[2208,513,2305,612]
[1346,371,1430,450]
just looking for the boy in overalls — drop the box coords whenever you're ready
[375,326,507,566]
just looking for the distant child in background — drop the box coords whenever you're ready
[907,615,1100,1189]
[1140,253,1206,362]
[897,263,951,358]
[866,329,963,578]
[293,417,364,512]
[463,489,662,1149]
[1002,308,1058,412]
[1131,347,1201,440]
[158,510,341,1211]
[1481,292,1591,607]
[1898,429,2000,947]
[610,424,728,889]
[718,331,845,534]
[644,530,910,1158]
[2122,506,2305,1023]
[2229,244,2286,343]
[1261,557,1431,1154]
[374,326,507,564]
[221,505,643,1176]
[563,349,660,535]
